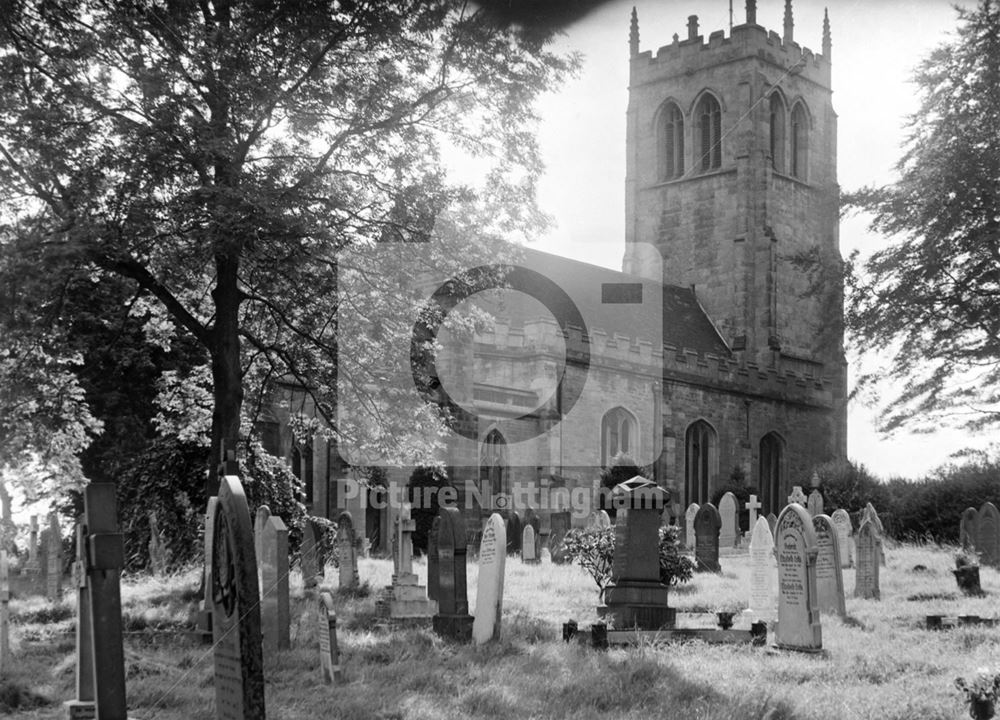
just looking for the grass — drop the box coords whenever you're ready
[2,542,997,719]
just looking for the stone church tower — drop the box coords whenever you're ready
[623,0,847,466]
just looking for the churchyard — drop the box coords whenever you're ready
[2,496,999,720]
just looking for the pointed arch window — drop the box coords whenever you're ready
[480,429,508,502]
[695,93,722,172]
[769,93,786,172]
[602,407,638,466]
[685,420,716,504]
[759,432,784,514]
[791,103,809,179]
[661,102,685,180]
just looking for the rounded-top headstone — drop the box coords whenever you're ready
[472,513,507,644]
[773,503,822,651]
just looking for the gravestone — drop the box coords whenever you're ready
[427,515,441,602]
[46,512,62,601]
[812,514,845,617]
[600,478,673,630]
[505,512,523,554]
[588,510,611,531]
[211,474,265,719]
[684,503,699,550]
[376,503,436,619]
[522,525,539,564]
[787,487,807,507]
[253,506,270,575]
[862,503,886,566]
[831,509,853,568]
[260,514,290,652]
[524,508,541,537]
[807,490,824,518]
[472,513,507,644]
[64,484,128,719]
[718,492,738,548]
[148,511,168,575]
[746,516,776,622]
[25,515,40,573]
[336,511,360,590]
[977,502,1000,568]
[766,513,778,536]
[317,590,343,684]
[854,519,880,600]
[745,495,762,534]
[774,504,822,652]
[693,503,722,573]
[432,507,474,641]
[300,518,324,588]
[0,550,8,678]
[548,511,571,564]
[960,506,978,551]
[196,497,219,640]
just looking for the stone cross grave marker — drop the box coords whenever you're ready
[830,509,853,568]
[745,495,762,532]
[522,525,539,564]
[376,503,436,619]
[862,503,886,566]
[505,511,523,554]
[960,506,978,551]
[807,490,824,518]
[260,514,290,653]
[549,511,571,564]
[0,550,9,678]
[602,478,672,630]
[301,519,324,589]
[719,492,738,548]
[693,503,722,573]
[977,502,1000,568]
[787,487,807,507]
[46,511,62,602]
[253,506,270,598]
[812,514,845,617]
[427,515,441,602]
[774,503,822,652]
[472,513,507,644]
[148,511,168,575]
[25,515,40,573]
[318,589,343,684]
[854,519,880,600]
[336,511,360,590]
[211,474,265,720]
[684,503,699,550]
[432,507,474,641]
[746,516,776,622]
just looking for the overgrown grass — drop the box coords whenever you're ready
[2,544,996,719]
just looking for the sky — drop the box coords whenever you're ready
[525,0,992,479]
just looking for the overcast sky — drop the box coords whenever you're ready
[527,0,990,479]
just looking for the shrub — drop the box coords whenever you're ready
[563,524,694,600]
[812,459,887,515]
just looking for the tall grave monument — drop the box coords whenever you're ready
[432,507,474,641]
[376,503,436,619]
[718,492,739,548]
[260,514,290,652]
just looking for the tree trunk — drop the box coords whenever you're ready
[207,252,244,497]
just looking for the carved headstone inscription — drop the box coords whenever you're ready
[854,519,880,600]
[211,475,265,720]
[774,504,822,652]
[718,492,738,548]
[831,509,853,568]
[684,503,700,551]
[747,516,776,622]
[472,513,506,644]
[693,503,722,573]
[812,514,846,617]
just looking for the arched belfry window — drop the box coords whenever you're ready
[759,432,785,514]
[769,93,786,172]
[480,429,508,501]
[695,93,722,172]
[791,102,809,179]
[601,407,638,466]
[685,420,716,505]
[660,101,685,180]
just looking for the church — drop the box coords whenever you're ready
[267,1,848,550]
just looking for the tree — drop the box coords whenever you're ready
[0,1,575,490]
[843,1,1000,435]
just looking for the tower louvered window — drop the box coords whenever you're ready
[696,94,722,171]
[662,102,685,180]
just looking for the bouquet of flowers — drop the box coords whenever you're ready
[956,668,1000,719]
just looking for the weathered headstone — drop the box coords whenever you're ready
[336,511,360,591]
[0,550,9,678]
[211,475,265,719]
[148,511,168,575]
[260,514,290,652]
[787,487,807,507]
[522,525,539,564]
[812,514,845,617]
[831,508,853,568]
[548,511,571,564]
[427,515,441,602]
[300,518,324,588]
[746,516,776,622]
[854,519,880,600]
[977,502,1000,568]
[862,503,886,566]
[774,504,822,652]
[960,506,978,551]
[432,507,474,641]
[766,512,778,536]
[46,512,62,601]
[718,492,738,548]
[807,490,824,518]
[601,478,673,629]
[472,513,507,644]
[524,508,541,536]
[317,590,343,684]
[694,503,722,573]
[588,510,612,531]
[376,503,436,619]
[25,515,40,573]
[505,511,523,554]
[684,503,699,550]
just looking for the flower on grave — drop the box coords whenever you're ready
[955,667,1000,705]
